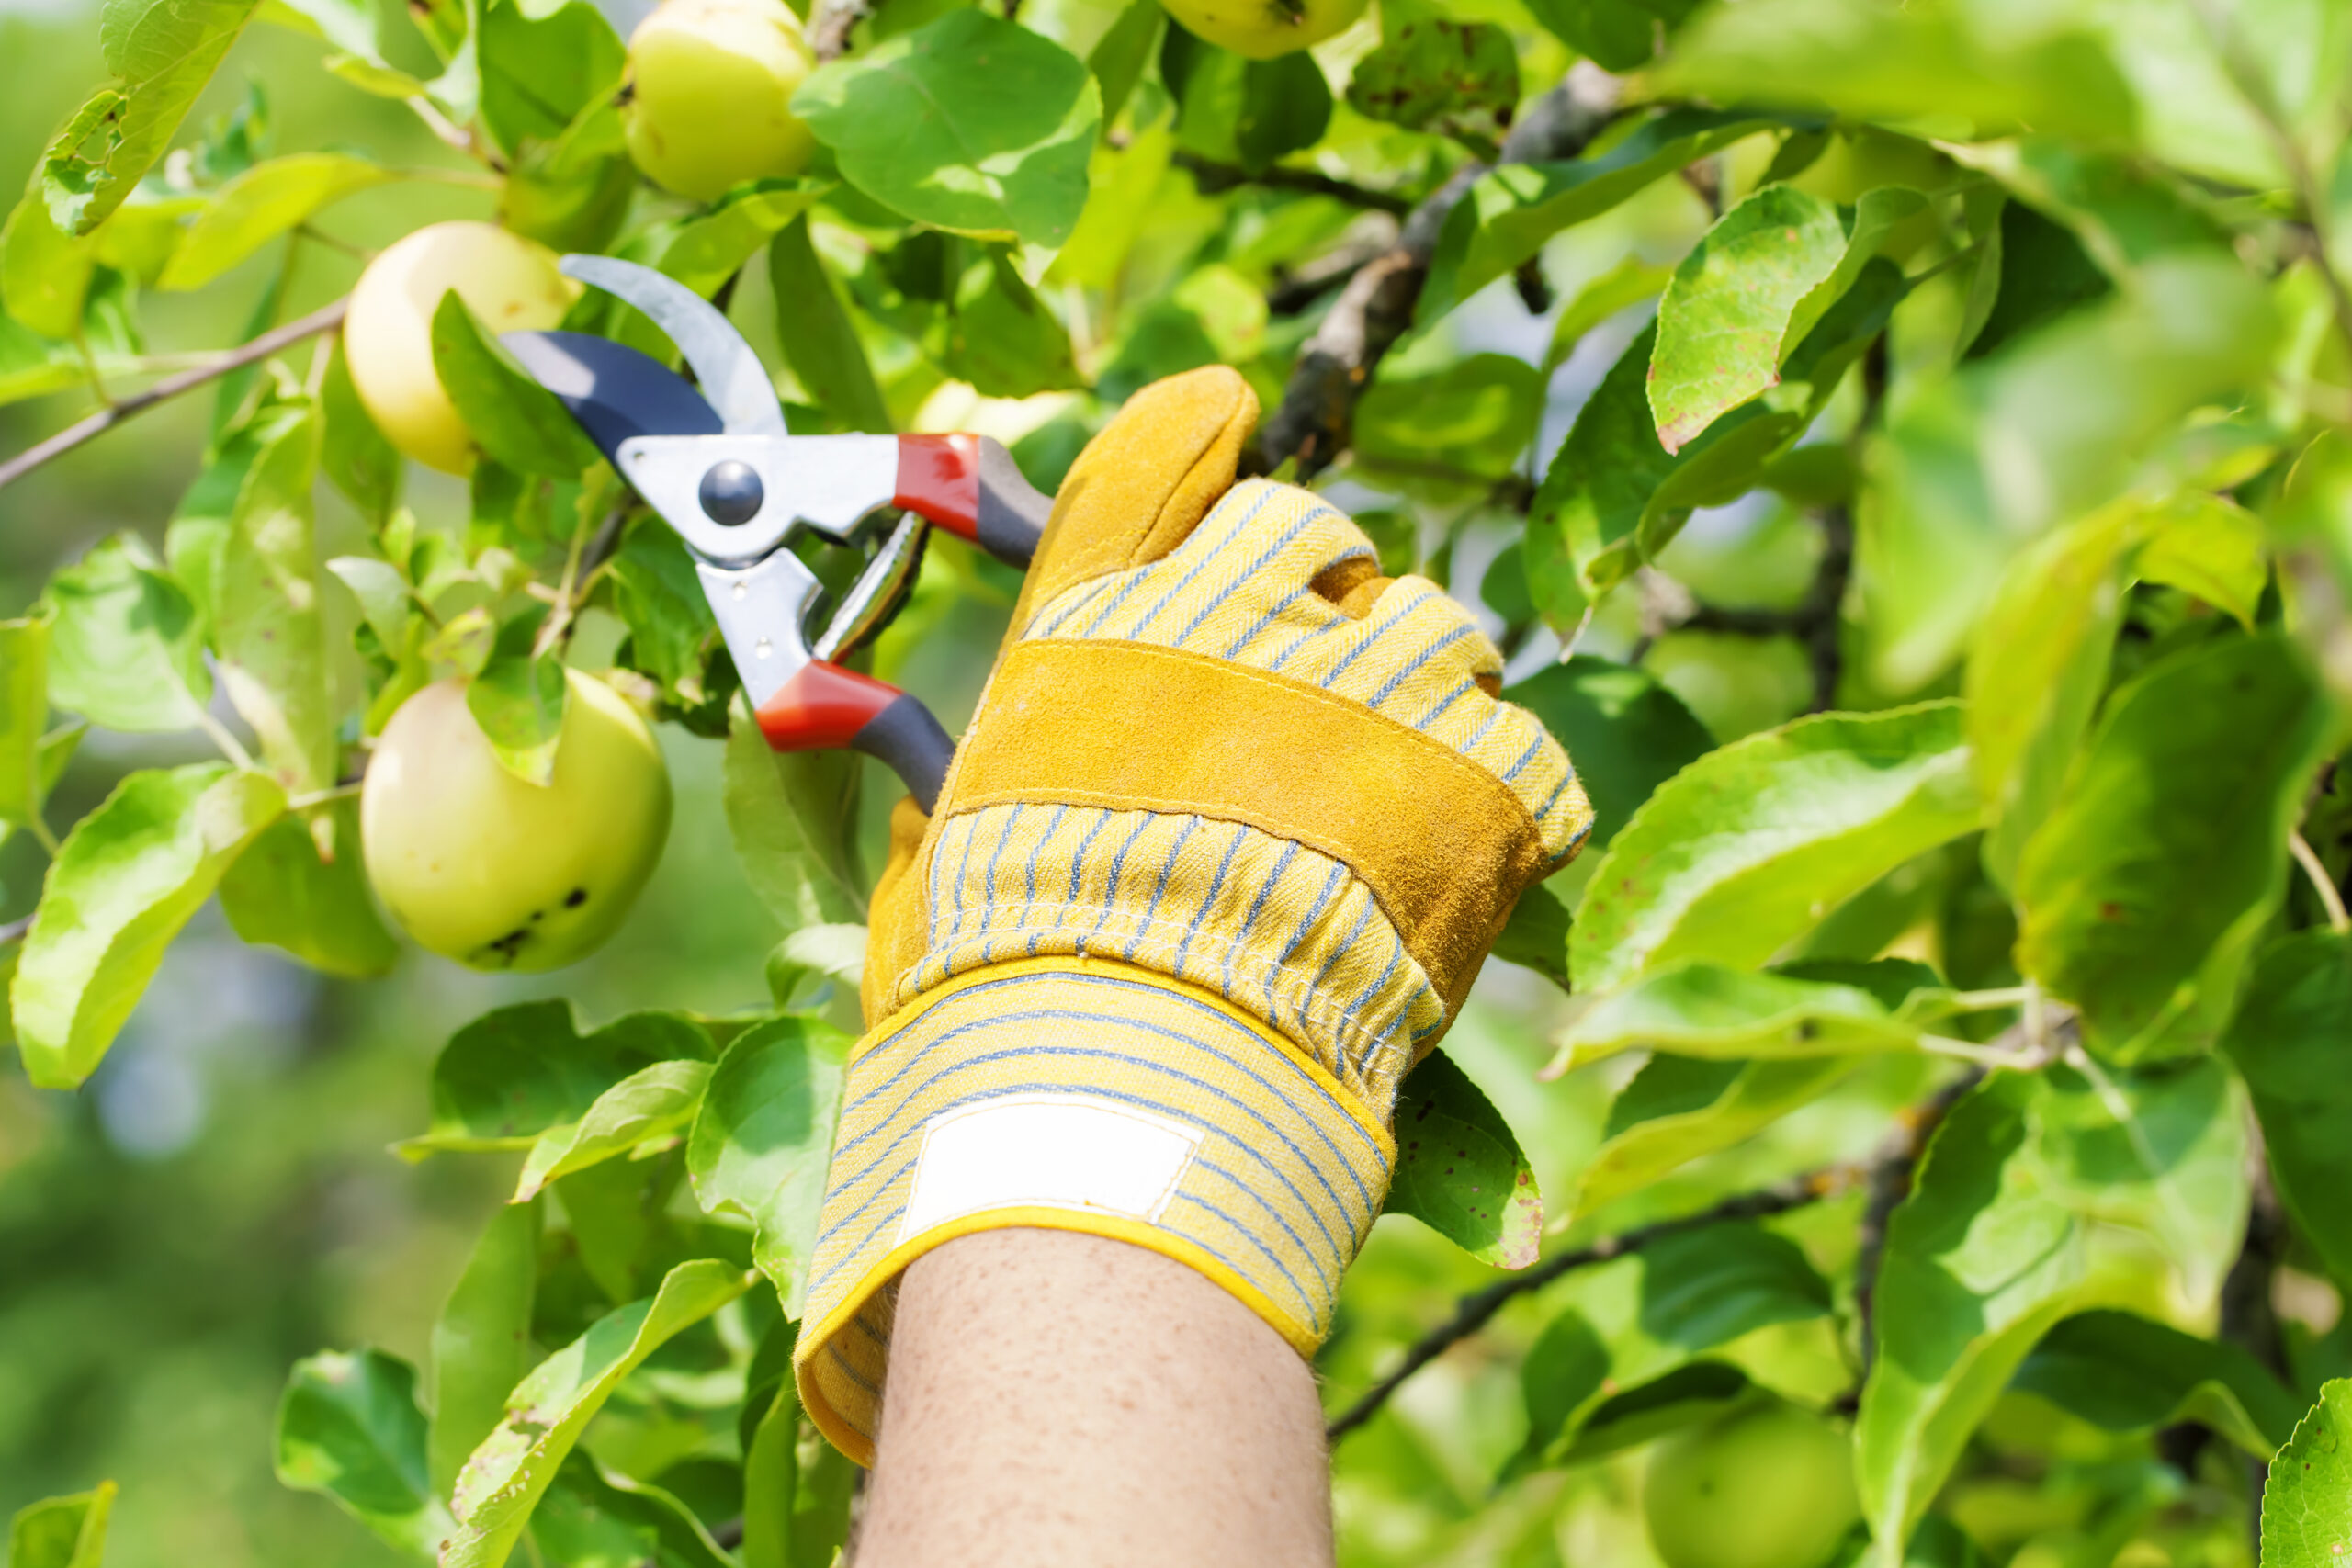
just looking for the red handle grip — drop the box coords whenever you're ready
[895,434,985,543]
[753,660,902,751]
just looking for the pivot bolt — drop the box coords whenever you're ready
[698,460,764,525]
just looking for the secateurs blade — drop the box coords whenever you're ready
[504,255,1053,813]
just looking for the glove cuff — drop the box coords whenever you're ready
[792,955,1395,1464]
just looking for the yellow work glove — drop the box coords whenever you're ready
[793,367,1594,1461]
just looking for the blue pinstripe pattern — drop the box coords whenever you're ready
[1218,586,1306,661]
[1083,813,1161,949]
[812,1056,1358,1301]
[1035,574,1116,638]
[1022,803,1071,955]
[1166,519,1356,650]
[1415,681,1476,729]
[975,804,1023,964]
[1173,821,1248,972]
[827,1342,879,1396]
[829,989,1385,1213]
[1223,840,1300,999]
[1500,731,1544,786]
[1171,1180,1328,1321]
[1305,894,1379,1038]
[1340,940,1407,1074]
[1317,590,1424,690]
[1118,485,1284,639]
[1062,808,1114,909]
[1125,814,1203,962]
[1365,623,1473,711]
[1262,621,1324,676]
[1461,703,1508,756]
[836,984,1391,1198]
[1078,482,1272,638]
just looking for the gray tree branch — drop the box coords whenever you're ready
[1255,62,1625,479]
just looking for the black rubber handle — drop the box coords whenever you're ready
[849,692,956,815]
[973,436,1051,569]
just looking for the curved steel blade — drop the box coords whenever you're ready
[558,254,786,438]
[503,331,722,465]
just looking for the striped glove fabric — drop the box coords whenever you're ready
[793,367,1594,1461]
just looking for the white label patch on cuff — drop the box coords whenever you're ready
[896,1092,1205,1247]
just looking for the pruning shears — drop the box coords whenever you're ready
[503,255,1053,813]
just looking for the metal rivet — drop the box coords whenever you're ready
[698,460,764,526]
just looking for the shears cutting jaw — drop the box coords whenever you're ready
[504,256,1052,812]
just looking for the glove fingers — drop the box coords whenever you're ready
[1007,367,1258,641]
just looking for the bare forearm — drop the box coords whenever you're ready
[857,1229,1336,1568]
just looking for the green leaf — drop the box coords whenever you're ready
[1514,1222,1831,1470]
[1419,109,1790,328]
[1492,877,1571,990]
[442,1259,751,1568]
[400,1001,717,1157]
[1965,502,2135,893]
[1544,254,1673,374]
[195,393,337,796]
[2011,1309,2301,1457]
[320,342,401,522]
[1555,960,1942,1068]
[2,192,95,341]
[1343,18,1518,152]
[1161,28,1331,176]
[12,764,285,1089]
[1569,703,1978,995]
[2222,931,2352,1288]
[1354,353,1544,489]
[1574,1053,1859,1217]
[723,701,865,931]
[1086,0,1161,127]
[1533,274,1896,599]
[2016,634,2329,1062]
[794,10,1102,246]
[274,1348,455,1558]
[0,614,52,840]
[41,536,212,734]
[1522,0,1690,71]
[604,525,720,704]
[1660,0,2136,147]
[219,801,400,977]
[942,246,1083,398]
[1505,655,1715,852]
[514,1059,714,1201]
[687,1014,851,1315]
[7,1482,116,1568]
[430,290,602,479]
[466,653,569,787]
[1649,185,1847,453]
[157,152,398,290]
[1857,256,2275,692]
[2135,493,2266,627]
[648,178,831,299]
[767,219,890,434]
[430,1200,541,1500]
[1859,1058,2248,1562]
[40,0,265,234]
[476,0,624,157]
[1386,1049,1543,1269]
[2261,1381,2352,1568]
[530,1455,732,1568]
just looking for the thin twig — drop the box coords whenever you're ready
[1255,63,1626,479]
[408,96,506,175]
[0,298,351,494]
[1171,152,1414,216]
[1325,1164,1843,1442]
[2290,829,2349,932]
[0,914,30,947]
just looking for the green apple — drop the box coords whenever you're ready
[362,672,673,972]
[1159,0,1367,60]
[343,220,577,475]
[623,0,818,204]
[1644,1402,1862,1568]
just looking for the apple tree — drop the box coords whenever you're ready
[4,0,2352,1564]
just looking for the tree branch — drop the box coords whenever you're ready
[1172,152,1414,216]
[1325,1163,1847,1443]
[1255,63,1625,479]
[0,914,29,948]
[0,298,351,495]
[807,0,874,60]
